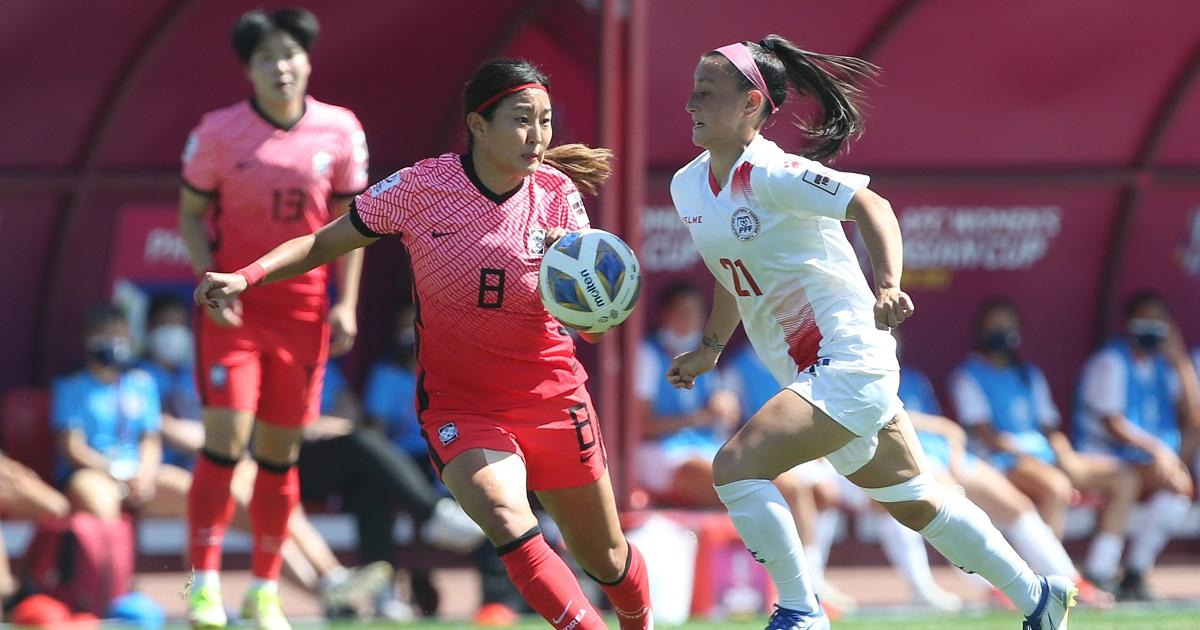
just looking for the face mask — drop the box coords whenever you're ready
[1128,318,1168,352]
[86,336,133,370]
[148,324,193,367]
[980,329,1021,355]
[659,330,702,355]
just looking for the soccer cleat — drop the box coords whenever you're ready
[241,587,292,630]
[913,585,963,612]
[1074,577,1114,609]
[420,497,486,553]
[765,604,830,630]
[614,605,654,630]
[320,561,395,611]
[186,582,228,629]
[473,602,520,626]
[1117,569,1158,602]
[1022,575,1078,630]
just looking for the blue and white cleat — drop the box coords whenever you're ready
[1023,575,1079,630]
[765,604,830,630]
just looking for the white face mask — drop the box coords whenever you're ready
[148,324,193,367]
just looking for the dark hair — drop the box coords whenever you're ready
[83,304,127,336]
[147,294,188,327]
[1122,290,1168,321]
[656,280,703,313]
[231,7,319,64]
[972,297,1021,334]
[705,34,878,161]
[462,58,613,195]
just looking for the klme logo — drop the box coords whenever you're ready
[578,268,606,307]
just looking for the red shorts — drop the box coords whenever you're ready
[195,309,328,428]
[420,386,607,491]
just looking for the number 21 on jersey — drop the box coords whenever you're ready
[719,258,762,297]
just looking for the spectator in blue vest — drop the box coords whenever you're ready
[896,330,1112,607]
[1074,291,1198,600]
[949,298,1138,595]
[363,305,426,464]
[635,281,739,507]
[138,294,203,470]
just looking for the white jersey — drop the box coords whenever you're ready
[670,135,899,387]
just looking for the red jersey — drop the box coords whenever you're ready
[351,154,592,414]
[182,97,369,319]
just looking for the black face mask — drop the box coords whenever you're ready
[86,337,133,369]
[980,329,1021,355]
[1128,318,1168,353]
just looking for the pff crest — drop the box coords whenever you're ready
[730,207,761,241]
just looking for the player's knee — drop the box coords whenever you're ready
[711,443,746,486]
[577,540,627,584]
[66,469,121,522]
[475,502,539,543]
[857,473,942,530]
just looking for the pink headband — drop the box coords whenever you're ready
[714,42,778,113]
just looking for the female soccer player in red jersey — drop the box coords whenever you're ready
[665,35,1075,629]
[195,58,653,630]
[177,8,371,629]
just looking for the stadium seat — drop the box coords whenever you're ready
[1,387,54,481]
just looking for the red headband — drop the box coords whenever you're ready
[714,43,779,113]
[473,82,548,114]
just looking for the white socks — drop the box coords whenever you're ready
[805,509,840,590]
[249,578,279,594]
[715,479,819,614]
[1084,531,1124,581]
[1127,490,1190,573]
[918,491,1042,615]
[876,511,939,595]
[1004,511,1079,578]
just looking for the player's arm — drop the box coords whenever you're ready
[58,430,112,474]
[327,196,366,356]
[179,187,215,274]
[666,283,741,390]
[195,214,377,306]
[846,188,913,330]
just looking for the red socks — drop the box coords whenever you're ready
[187,452,237,571]
[598,542,652,630]
[498,532,604,630]
[249,464,299,580]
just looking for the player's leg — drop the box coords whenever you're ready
[1121,460,1191,600]
[711,388,858,620]
[1056,451,1139,593]
[440,447,605,630]
[846,411,1075,626]
[537,471,652,630]
[64,468,122,522]
[1005,457,1073,537]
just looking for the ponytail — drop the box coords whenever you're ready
[542,143,613,196]
[717,34,878,161]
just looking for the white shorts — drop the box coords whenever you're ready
[785,362,902,476]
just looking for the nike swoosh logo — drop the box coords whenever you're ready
[431,230,459,238]
[235,160,253,170]
[552,600,572,625]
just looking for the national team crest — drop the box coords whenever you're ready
[437,423,459,446]
[527,227,547,256]
[730,207,761,241]
[208,364,228,388]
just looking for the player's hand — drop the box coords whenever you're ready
[202,297,244,328]
[544,227,568,248]
[328,302,358,357]
[196,272,248,307]
[1151,446,1190,490]
[874,287,915,330]
[125,471,156,507]
[666,350,718,390]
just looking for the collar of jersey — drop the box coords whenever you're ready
[707,134,766,197]
[249,96,309,132]
[460,154,524,205]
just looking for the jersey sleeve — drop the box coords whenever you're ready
[180,116,221,196]
[1079,350,1127,417]
[753,154,869,220]
[949,368,992,427]
[350,169,409,237]
[332,115,370,197]
[1029,366,1061,429]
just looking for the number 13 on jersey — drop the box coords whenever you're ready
[719,258,762,297]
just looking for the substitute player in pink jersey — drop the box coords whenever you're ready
[195,59,653,630]
[666,35,1077,630]
[177,8,369,629]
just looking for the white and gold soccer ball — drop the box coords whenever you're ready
[538,229,641,333]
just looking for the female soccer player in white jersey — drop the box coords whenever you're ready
[195,59,652,630]
[665,35,1076,630]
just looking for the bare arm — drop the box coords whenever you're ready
[665,283,742,390]
[326,197,366,356]
[1102,413,1173,455]
[967,422,1026,457]
[638,400,703,439]
[179,187,215,274]
[138,432,161,479]
[196,214,377,305]
[59,431,112,473]
[846,188,914,329]
[160,414,205,455]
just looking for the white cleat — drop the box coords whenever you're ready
[420,497,486,553]
[1022,575,1078,630]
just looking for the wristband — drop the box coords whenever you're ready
[235,263,266,287]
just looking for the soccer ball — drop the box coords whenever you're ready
[539,229,641,333]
